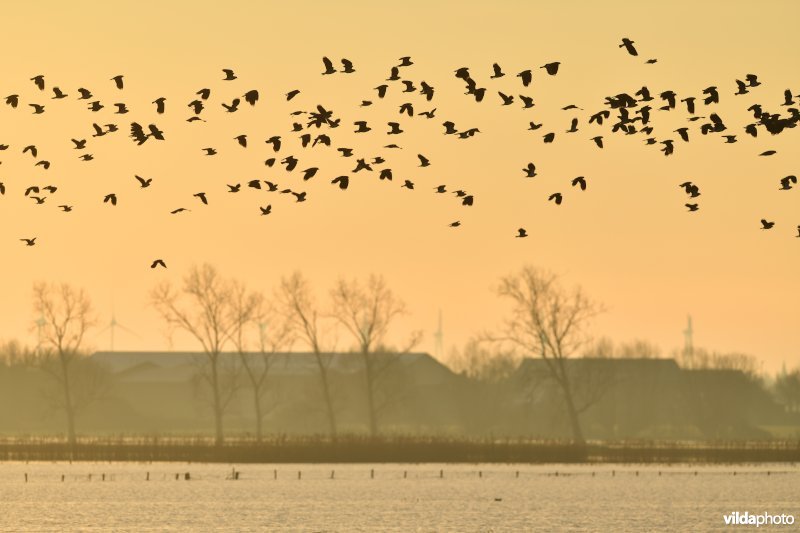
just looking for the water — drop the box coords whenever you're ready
[0,462,797,531]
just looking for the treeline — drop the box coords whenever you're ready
[1,264,798,446]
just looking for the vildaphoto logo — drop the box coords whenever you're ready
[723,512,795,527]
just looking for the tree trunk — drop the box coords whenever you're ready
[363,353,378,437]
[559,379,585,445]
[60,354,77,447]
[253,390,263,443]
[315,358,338,439]
[210,359,225,446]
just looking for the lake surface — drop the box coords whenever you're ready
[0,462,797,531]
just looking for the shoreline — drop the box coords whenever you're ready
[0,437,797,464]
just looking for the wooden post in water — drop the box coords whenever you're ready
[185,473,190,481]
[370,469,374,479]
[102,473,105,481]
[478,471,482,478]
[24,473,27,483]
[146,472,150,481]
[330,470,335,479]
[61,474,65,482]
[298,471,301,480]
[403,471,407,479]
[516,471,519,478]
[440,469,443,479]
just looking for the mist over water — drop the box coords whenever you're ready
[2,462,798,531]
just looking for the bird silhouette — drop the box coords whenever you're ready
[134,175,152,188]
[51,87,67,99]
[146,97,165,115]
[548,192,563,205]
[243,89,259,106]
[29,104,45,114]
[260,205,272,215]
[227,183,241,193]
[418,154,430,167]
[462,195,474,206]
[31,75,45,90]
[235,134,247,148]
[151,259,167,268]
[20,238,36,246]
[401,180,414,189]
[779,175,797,190]
[523,163,537,177]
[341,59,355,73]
[449,221,461,227]
[498,92,514,105]
[686,203,699,212]
[111,75,124,89]
[541,62,560,75]
[103,193,117,205]
[620,38,638,56]
[331,175,349,190]
[5,94,19,108]
[170,207,189,214]
[571,176,586,190]
[760,219,775,229]
[516,228,528,238]
[193,192,208,205]
[77,88,93,99]
[321,57,336,75]
[71,138,87,150]
[30,196,46,205]
[517,70,532,87]
[57,205,73,212]
[222,98,240,112]
[398,56,413,67]
[222,69,237,80]
[203,148,217,156]
[591,136,604,148]
[434,185,447,193]
[490,63,505,78]
[543,132,555,143]
[760,150,777,156]
[286,89,300,101]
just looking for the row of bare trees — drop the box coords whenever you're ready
[18,266,607,446]
[150,265,420,445]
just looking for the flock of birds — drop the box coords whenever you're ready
[4,38,800,269]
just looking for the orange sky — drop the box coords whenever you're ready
[0,1,798,372]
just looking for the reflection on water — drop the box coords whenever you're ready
[1,462,798,531]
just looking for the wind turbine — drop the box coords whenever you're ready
[98,303,139,352]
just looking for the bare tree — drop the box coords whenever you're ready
[773,367,800,413]
[495,266,602,445]
[31,282,100,446]
[330,274,420,437]
[151,264,243,446]
[229,283,292,442]
[278,271,339,437]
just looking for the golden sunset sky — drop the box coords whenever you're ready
[1,1,798,372]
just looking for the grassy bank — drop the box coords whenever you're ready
[1,436,798,463]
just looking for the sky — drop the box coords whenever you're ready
[0,0,798,373]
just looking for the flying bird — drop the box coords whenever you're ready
[20,238,36,246]
[331,175,349,190]
[620,38,638,56]
[151,259,166,269]
[321,57,336,75]
[222,69,237,80]
[111,75,124,89]
[103,193,117,205]
[517,70,532,87]
[779,175,797,190]
[516,228,528,238]
[760,219,775,229]
[548,192,563,205]
[571,176,587,190]
[523,163,537,177]
[193,192,208,205]
[260,205,272,216]
[541,62,560,75]
[134,175,152,188]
